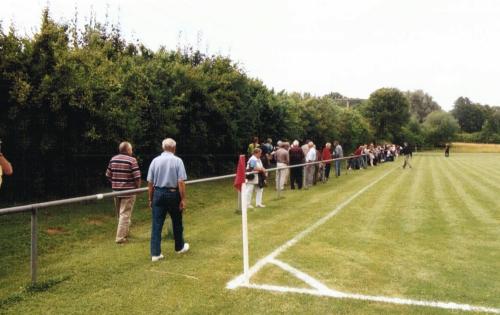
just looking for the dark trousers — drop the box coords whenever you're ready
[324,163,331,179]
[290,166,303,189]
[151,188,184,256]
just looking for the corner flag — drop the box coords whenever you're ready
[234,155,246,191]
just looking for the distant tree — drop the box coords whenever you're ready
[336,109,373,152]
[363,88,410,142]
[452,97,486,133]
[299,97,341,146]
[401,117,425,147]
[480,110,500,143]
[405,90,441,123]
[324,92,344,100]
[423,111,460,146]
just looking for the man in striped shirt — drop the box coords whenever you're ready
[106,142,141,244]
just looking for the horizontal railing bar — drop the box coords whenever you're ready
[0,154,368,215]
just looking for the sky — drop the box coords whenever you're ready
[1,0,500,111]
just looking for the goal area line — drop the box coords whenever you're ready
[227,167,500,314]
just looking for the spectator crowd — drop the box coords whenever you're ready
[244,137,406,208]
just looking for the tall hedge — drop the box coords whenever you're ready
[0,11,373,201]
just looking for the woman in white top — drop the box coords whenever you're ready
[246,148,266,208]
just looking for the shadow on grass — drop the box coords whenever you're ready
[0,275,70,310]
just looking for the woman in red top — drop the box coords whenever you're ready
[321,143,332,180]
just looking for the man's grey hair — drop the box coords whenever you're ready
[326,142,331,148]
[162,138,177,151]
[293,140,299,147]
[119,141,132,154]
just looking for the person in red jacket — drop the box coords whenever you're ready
[321,142,332,180]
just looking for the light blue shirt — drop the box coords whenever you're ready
[147,152,187,188]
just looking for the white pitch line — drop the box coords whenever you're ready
[227,167,397,289]
[240,283,500,314]
[269,259,329,291]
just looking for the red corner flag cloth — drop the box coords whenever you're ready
[233,155,246,191]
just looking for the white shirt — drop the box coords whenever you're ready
[246,155,263,184]
[306,148,317,162]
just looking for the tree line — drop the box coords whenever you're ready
[1,10,498,201]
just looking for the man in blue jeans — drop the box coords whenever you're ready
[147,138,189,262]
[333,140,343,177]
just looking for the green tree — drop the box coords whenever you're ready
[405,90,441,123]
[480,110,500,143]
[452,97,486,133]
[401,117,425,147]
[423,111,460,146]
[363,88,410,142]
[337,109,373,152]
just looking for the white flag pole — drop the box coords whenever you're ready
[240,182,250,284]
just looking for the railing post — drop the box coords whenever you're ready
[237,190,242,212]
[277,168,281,199]
[240,182,250,284]
[31,208,38,285]
[322,163,326,183]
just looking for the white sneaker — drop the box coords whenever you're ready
[176,243,190,254]
[247,204,254,209]
[256,204,266,208]
[151,254,164,262]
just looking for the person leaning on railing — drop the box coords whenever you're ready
[147,138,189,262]
[0,142,13,189]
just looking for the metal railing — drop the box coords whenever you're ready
[0,153,365,285]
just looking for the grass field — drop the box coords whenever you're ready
[0,153,499,314]
[451,142,500,153]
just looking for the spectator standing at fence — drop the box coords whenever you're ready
[106,142,142,244]
[354,145,363,170]
[261,138,274,168]
[401,142,413,169]
[333,140,343,177]
[0,141,13,189]
[322,143,332,181]
[313,145,322,184]
[305,141,316,188]
[445,144,450,157]
[283,141,291,186]
[247,137,260,157]
[246,148,266,208]
[275,142,289,191]
[147,138,189,262]
[289,140,304,190]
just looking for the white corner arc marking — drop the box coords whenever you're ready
[240,283,500,314]
[227,167,397,289]
[226,165,500,313]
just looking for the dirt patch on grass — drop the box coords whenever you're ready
[87,219,105,226]
[46,227,67,235]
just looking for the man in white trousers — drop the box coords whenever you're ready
[274,142,289,191]
[246,148,266,208]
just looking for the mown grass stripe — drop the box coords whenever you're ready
[452,154,500,176]
[441,158,500,222]
[445,157,500,194]
[449,157,500,188]
[436,158,496,225]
